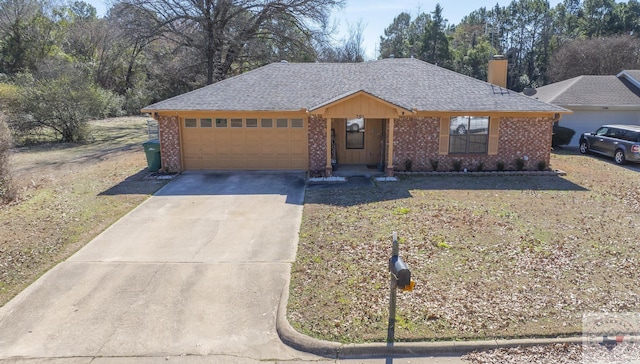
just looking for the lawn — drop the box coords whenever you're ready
[288,150,640,343]
[0,117,169,306]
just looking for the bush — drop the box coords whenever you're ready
[537,160,547,171]
[430,159,439,171]
[515,158,526,171]
[496,160,505,171]
[552,125,576,148]
[96,88,125,119]
[0,116,17,203]
[404,159,412,172]
[8,61,125,143]
[452,160,463,172]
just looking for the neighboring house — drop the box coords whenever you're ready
[142,58,568,176]
[532,71,640,146]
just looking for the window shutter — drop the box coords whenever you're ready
[439,118,449,155]
[488,118,500,155]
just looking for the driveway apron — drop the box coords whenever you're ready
[0,171,315,362]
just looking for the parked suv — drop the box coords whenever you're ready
[579,124,640,164]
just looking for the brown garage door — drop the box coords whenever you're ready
[181,117,308,170]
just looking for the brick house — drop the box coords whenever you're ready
[142,58,569,176]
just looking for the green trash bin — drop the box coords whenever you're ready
[143,139,161,172]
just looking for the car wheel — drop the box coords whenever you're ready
[579,140,589,154]
[614,149,626,165]
[456,125,466,134]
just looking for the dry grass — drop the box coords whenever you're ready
[0,117,168,306]
[288,149,640,343]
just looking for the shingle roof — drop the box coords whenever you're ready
[533,74,640,107]
[142,58,567,113]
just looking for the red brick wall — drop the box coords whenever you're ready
[392,116,440,171]
[497,117,553,170]
[308,115,327,176]
[392,116,553,172]
[158,115,182,172]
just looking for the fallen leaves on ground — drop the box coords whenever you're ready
[288,152,640,346]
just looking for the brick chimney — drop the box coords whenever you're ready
[488,55,508,88]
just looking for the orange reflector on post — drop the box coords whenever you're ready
[401,280,415,292]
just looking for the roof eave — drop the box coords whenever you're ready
[141,108,308,114]
[558,104,640,111]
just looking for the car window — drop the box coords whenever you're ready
[618,130,632,141]
[605,128,619,138]
[595,127,608,136]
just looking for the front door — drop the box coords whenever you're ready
[331,118,384,165]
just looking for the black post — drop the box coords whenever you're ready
[387,231,399,344]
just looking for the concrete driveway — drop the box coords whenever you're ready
[0,171,318,362]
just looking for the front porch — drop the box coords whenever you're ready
[308,90,410,177]
[331,164,384,177]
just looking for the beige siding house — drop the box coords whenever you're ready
[532,70,640,146]
[142,58,569,176]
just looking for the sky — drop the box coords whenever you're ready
[86,0,563,59]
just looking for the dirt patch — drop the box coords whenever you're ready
[288,149,640,343]
[0,117,169,306]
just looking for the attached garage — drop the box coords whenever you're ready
[179,115,308,170]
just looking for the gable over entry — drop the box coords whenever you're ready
[310,91,412,176]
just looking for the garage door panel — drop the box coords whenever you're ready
[229,132,246,144]
[273,144,290,155]
[290,132,306,142]
[290,143,306,155]
[230,145,249,154]
[214,144,232,155]
[260,132,275,142]
[242,145,262,155]
[213,133,230,143]
[291,158,307,169]
[261,145,275,154]
[245,132,261,143]
[182,121,308,170]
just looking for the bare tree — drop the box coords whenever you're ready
[337,19,366,62]
[116,0,344,85]
[547,35,640,82]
